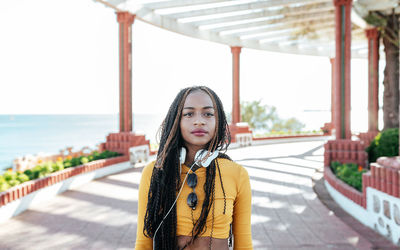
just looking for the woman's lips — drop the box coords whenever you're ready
[191,129,207,136]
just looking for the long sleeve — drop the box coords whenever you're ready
[232,166,253,250]
[135,162,154,250]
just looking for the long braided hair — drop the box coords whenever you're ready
[143,86,231,250]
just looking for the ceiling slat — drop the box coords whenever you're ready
[163,0,330,19]
[185,2,333,27]
[209,11,334,33]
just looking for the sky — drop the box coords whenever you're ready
[0,0,384,131]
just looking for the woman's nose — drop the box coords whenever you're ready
[194,115,205,125]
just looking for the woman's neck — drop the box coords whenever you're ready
[184,145,204,165]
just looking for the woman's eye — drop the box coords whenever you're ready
[205,113,214,117]
[183,112,193,117]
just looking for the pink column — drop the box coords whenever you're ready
[366,28,379,132]
[231,46,241,125]
[333,0,352,139]
[330,58,335,127]
[117,12,135,132]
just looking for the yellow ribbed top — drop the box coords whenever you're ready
[135,158,253,250]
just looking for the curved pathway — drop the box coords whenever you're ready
[0,138,396,249]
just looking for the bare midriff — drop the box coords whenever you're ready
[177,236,229,250]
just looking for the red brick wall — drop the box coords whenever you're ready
[0,155,128,207]
[369,163,400,198]
[100,132,150,156]
[357,131,379,149]
[324,139,367,168]
[324,166,366,208]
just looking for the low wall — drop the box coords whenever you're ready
[324,139,368,168]
[324,154,400,246]
[357,131,379,149]
[0,155,129,223]
[324,166,365,207]
[253,133,324,141]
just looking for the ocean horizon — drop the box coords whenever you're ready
[0,114,165,170]
[0,110,374,170]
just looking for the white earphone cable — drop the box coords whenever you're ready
[152,161,197,249]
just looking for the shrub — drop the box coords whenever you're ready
[366,128,399,163]
[7,179,21,187]
[0,176,10,192]
[92,151,101,160]
[42,162,54,174]
[23,169,33,180]
[330,161,366,192]
[63,160,72,168]
[52,161,64,172]
[17,173,30,183]
[80,156,89,164]
[3,171,17,181]
[70,157,81,167]
[0,182,10,192]
[0,150,121,192]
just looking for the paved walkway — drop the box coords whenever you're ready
[0,138,397,249]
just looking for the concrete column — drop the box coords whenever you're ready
[333,0,352,139]
[366,28,380,132]
[231,46,241,124]
[117,12,135,132]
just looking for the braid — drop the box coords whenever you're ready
[190,159,216,242]
[187,154,233,247]
[216,159,227,214]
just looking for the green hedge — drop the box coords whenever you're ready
[330,161,366,192]
[0,150,121,192]
[366,128,399,163]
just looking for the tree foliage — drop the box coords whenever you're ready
[240,100,278,130]
[271,117,305,132]
[240,100,305,132]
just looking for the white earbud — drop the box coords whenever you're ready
[179,147,186,175]
[179,147,186,165]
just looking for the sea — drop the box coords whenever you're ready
[0,114,165,171]
[0,110,373,171]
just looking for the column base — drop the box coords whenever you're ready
[99,132,150,156]
[229,123,252,146]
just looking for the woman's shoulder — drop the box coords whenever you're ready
[141,160,156,178]
[217,157,247,174]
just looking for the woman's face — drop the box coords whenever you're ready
[180,90,216,151]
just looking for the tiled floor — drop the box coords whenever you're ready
[0,138,397,249]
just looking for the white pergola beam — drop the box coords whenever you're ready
[164,0,331,19]
[210,11,334,33]
[259,25,336,44]
[185,2,333,27]
[220,17,334,37]
[94,0,382,58]
[144,0,231,10]
[245,24,335,41]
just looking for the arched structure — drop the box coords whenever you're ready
[92,0,398,145]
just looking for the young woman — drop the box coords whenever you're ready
[135,86,252,250]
